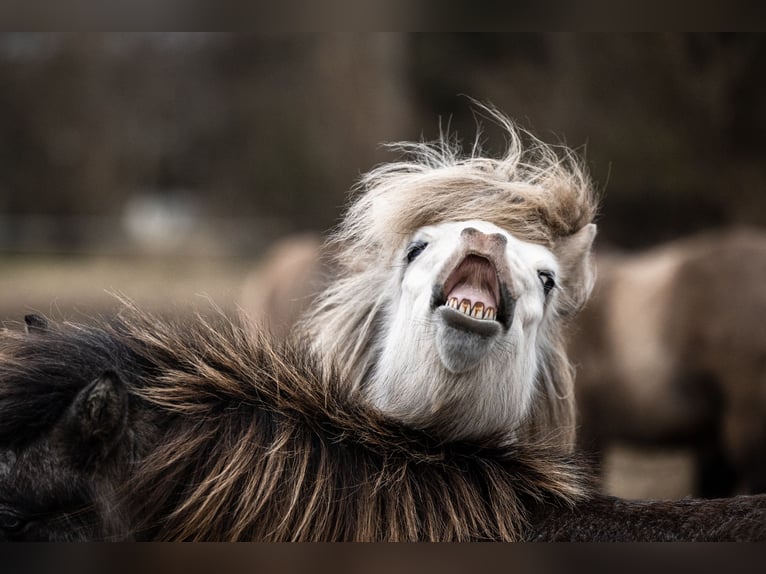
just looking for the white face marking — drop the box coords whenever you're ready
[365,219,560,439]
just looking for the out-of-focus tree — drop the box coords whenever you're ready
[0,34,764,252]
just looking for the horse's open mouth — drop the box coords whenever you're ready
[431,253,513,332]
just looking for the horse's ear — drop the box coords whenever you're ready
[555,223,597,315]
[24,314,48,334]
[61,372,128,467]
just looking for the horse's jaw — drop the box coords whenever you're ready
[429,250,515,373]
[434,306,501,373]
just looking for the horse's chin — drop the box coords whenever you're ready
[434,306,501,373]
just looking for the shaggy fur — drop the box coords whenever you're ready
[0,308,589,541]
[2,309,766,541]
[528,492,766,541]
[572,227,766,497]
[304,109,598,448]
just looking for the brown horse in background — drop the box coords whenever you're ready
[572,228,766,497]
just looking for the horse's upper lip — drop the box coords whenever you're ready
[444,254,500,308]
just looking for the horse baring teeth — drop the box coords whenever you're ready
[446,297,496,321]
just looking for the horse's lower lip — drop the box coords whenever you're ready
[437,306,501,337]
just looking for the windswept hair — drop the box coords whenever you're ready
[305,109,598,447]
[341,111,595,257]
[4,308,766,541]
[0,306,589,541]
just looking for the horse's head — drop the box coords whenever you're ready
[0,316,132,541]
[306,108,598,444]
[366,218,595,439]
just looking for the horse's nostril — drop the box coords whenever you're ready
[461,227,480,237]
[490,233,507,246]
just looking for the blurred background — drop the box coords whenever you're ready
[2,33,765,315]
[1,33,765,500]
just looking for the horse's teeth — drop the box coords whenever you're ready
[447,297,496,321]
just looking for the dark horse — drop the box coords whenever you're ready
[0,310,764,541]
[0,315,132,541]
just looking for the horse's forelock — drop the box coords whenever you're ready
[332,117,595,269]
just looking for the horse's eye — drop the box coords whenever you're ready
[405,240,428,264]
[538,271,556,296]
[0,509,23,532]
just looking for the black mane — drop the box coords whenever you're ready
[1,307,765,541]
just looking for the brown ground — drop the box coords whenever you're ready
[0,254,253,323]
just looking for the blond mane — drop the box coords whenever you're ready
[305,109,598,448]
